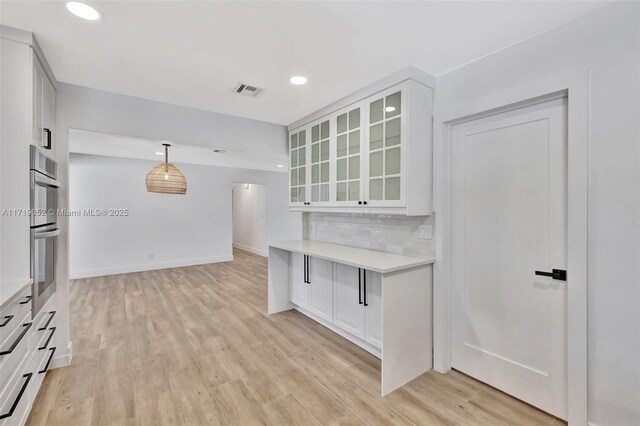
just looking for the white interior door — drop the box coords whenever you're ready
[451,97,568,419]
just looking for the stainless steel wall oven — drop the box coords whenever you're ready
[30,146,59,316]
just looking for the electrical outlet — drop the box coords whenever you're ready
[312,225,318,236]
[419,225,432,240]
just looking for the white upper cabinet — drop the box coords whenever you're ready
[289,128,307,206]
[32,52,56,155]
[288,70,434,216]
[309,117,331,205]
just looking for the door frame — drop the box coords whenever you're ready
[433,70,588,424]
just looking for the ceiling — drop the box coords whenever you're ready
[69,129,289,172]
[1,1,607,125]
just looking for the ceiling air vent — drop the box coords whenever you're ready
[234,82,265,97]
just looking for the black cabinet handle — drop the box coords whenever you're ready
[358,268,363,304]
[306,255,311,284]
[363,269,368,306]
[39,327,56,350]
[38,311,56,331]
[0,315,13,327]
[0,323,32,356]
[43,128,52,149]
[363,201,368,205]
[0,373,32,419]
[535,269,567,281]
[39,347,56,374]
[358,201,362,205]
[19,295,32,305]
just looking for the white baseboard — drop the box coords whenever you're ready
[51,341,73,369]
[69,255,234,279]
[233,243,268,257]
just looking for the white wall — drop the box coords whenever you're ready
[69,154,296,277]
[232,183,267,256]
[434,2,640,424]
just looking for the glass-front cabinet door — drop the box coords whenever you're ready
[309,118,331,204]
[365,86,405,206]
[289,127,307,206]
[335,103,364,206]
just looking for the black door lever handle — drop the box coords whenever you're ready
[535,269,567,281]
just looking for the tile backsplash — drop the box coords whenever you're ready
[303,212,434,258]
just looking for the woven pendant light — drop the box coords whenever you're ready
[146,144,187,194]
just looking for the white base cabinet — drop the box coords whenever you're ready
[0,286,57,426]
[271,240,434,395]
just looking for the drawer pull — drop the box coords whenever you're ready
[0,373,32,419]
[0,323,32,356]
[39,327,56,350]
[0,315,13,327]
[38,311,56,331]
[39,347,56,374]
[19,295,32,305]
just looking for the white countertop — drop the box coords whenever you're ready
[269,240,434,274]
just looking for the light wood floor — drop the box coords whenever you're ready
[27,249,563,426]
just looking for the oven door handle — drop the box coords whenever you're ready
[34,229,60,239]
[34,173,60,188]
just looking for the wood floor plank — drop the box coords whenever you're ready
[27,248,558,426]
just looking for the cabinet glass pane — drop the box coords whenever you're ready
[349,130,360,155]
[349,108,360,130]
[291,171,298,186]
[370,178,383,200]
[320,184,329,202]
[348,181,359,201]
[385,92,401,118]
[336,182,347,201]
[311,185,319,202]
[312,144,319,163]
[321,121,329,139]
[299,187,305,202]
[370,151,383,177]
[370,99,383,123]
[299,167,305,185]
[337,135,348,157]
[370,123,383,151]
[385,147,401,175]
[312,125,319,142]
[348,156,360,180]
[337,113,347,134]
[337,158,347,181]
[312,164,319,183]
[291,188,297,202]
[386,118,401,147]
[298,130,306,146]
[298,147,306,164]
[386,177,400,200]
[321,141,329,161]
[291,133,298,149]
[291,150,298,167]
[320,162,329,183]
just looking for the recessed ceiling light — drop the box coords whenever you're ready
[277,164,284,168]
[66,2,101,21]
[385,106,396,112]
[290,76,307,86]
[155,152,164,155]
